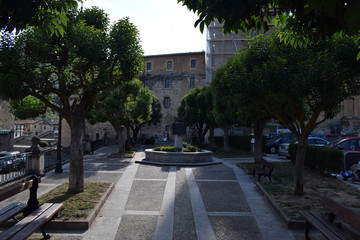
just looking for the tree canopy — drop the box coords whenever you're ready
[220,33,360,195]
[90,79,156,152]
[178,86,215,144]
[0,0,79,36]
[178,0,360,43]
[0,7,144,193]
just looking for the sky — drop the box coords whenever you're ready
[83,0,206,55]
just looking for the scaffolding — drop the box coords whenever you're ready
[205,20,257,84]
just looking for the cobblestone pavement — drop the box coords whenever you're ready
[21,145,326,239]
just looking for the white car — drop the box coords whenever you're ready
[278,137,329,158]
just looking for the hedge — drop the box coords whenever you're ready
[214,135,266,151]
[289,144,343,172]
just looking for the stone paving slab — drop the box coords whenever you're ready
[197,181,251,212]
[135,165,170,179]
[192,164,237,180]
[115,215,158,240]
[125,180,166,211]
[209,216,262,240]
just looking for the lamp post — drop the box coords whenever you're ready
[55,114,63,173]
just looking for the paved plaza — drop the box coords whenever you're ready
[14,145,326,239]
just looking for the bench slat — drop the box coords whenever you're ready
[0,203,53,240]
[9,203,63,240]
[311,211,354,240]
[300,210,346,240]
[0,177,41,202]
[0,202,27,223]
[323,196,360,231]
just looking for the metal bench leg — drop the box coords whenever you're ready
[41,227,51,239]
[305,221,312,240]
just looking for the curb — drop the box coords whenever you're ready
[45,182,115,230]
[255,182,304,229]
[135,159,222,166]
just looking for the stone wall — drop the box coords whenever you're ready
[140,52,206,141]
[0,99,14,130]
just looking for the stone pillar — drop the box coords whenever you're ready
[25,136,45,176]
[172,120,186,152]
[174,135,183,151]
[29,151,45,176]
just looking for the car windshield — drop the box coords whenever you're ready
[270,135,285,142]
[287,139,298,144]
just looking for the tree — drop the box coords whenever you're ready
[0,0,79,36]
[0,7,144,193]
[130,95,162,144]
[209,67,242,152]
[91,79,158,152]
[225,33,360,195]
[178,86,213,144]
[179,0,360,48]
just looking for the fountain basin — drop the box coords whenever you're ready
[136,149,220,166]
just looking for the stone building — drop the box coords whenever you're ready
[0,99,15,151]
[140,52,206,141]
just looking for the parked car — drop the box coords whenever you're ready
[329,137,360,152]
[278,137,330,158]
[265,133,296,154]
[0,151,22,173]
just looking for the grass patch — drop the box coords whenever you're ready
[108,151,134,158]
[38,182,111,221]
[238,162,360,221]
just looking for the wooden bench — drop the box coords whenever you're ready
[299,196,360,240]
[0,175,63,239]
[252,160,275,182]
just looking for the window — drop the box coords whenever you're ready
[190,77,195,88]
[165,125,171,132]
[191,59,197,68]
[144,79,150,87]
[165,79,171,88]
[164,97,171,108]
[146,62,152,71]
[167,60,173,70]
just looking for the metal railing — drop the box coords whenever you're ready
[0,147,70,185]
[0,139,105,185]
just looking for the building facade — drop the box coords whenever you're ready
[140,52,206,141]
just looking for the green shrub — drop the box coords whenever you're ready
[39,141,48,148]
[182,142,189,148]
[289,144,343,172]
[153,146,175,152]
[183,145,199,152]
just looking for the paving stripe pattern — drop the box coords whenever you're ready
[83,148,297,240]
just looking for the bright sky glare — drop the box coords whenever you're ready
[83,0,206,56]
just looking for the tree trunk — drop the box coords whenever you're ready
[222,126,230,152]
[115,125,125,152]
[208,127,215,146]
[125,124,131,148]
[132,126,141,144]
[67,114,85,194]
[253,118,266,164]
[294,137,307,196]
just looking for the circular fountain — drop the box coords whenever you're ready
[137,119,219,166]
